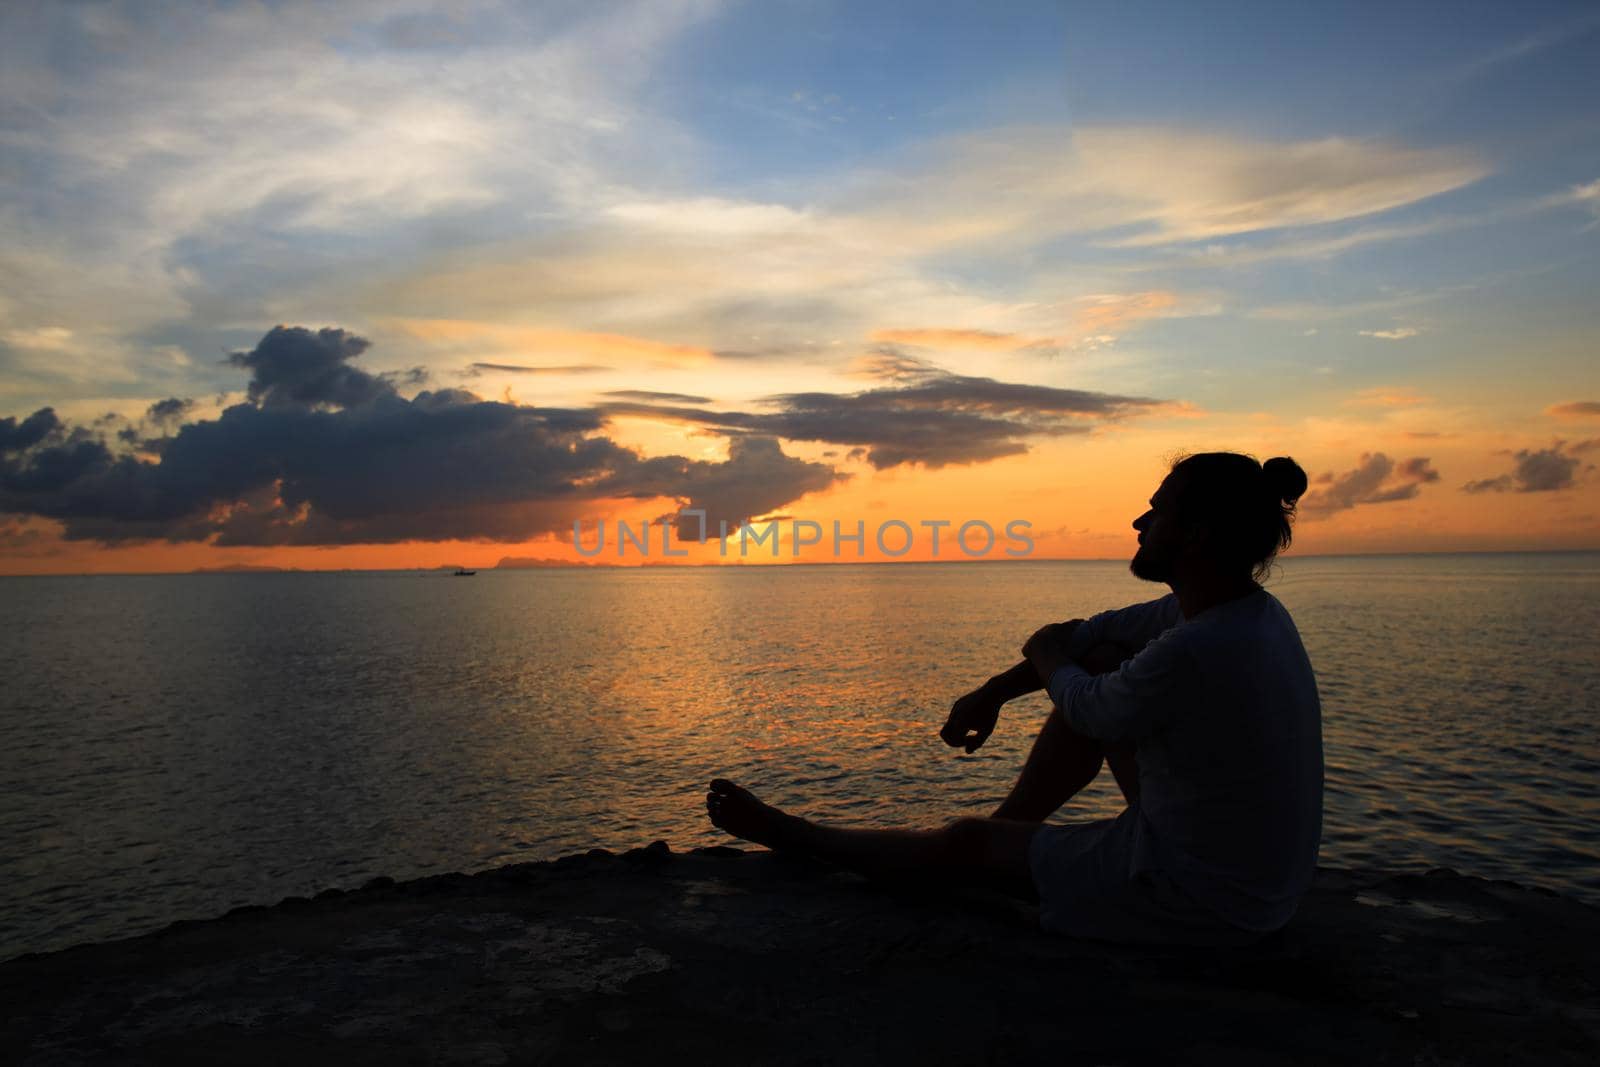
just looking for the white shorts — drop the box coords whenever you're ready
[1028,813,1259,946]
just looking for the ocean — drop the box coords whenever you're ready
[2,553,1597,960]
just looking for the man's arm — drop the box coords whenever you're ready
[984,657,1051,703]
[968,596,1179,709]
[1065,595,1182,658]
[939,597,1182,753]
[939,621,1082,753]
[1037,625,1192,744]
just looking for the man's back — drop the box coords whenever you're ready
[1133,588,1323,931]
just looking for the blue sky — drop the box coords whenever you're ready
[1,1,1597,570]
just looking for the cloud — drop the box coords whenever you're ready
[845,347,947,382]
[0,2,722,392]
[0,408,61,453]
[625,436,841,539]
[145,397,194,426]
[869,328,1056,352]
[1358,327,1421,340]
[1166,216,1466,268]
[228,326,392,410]
[1567,179,1600,224]
[1068,291,1183,340]
[863,292,1189,361]
[395,320,715,368]
[1462,443,1587,494]
[0,325,839,546]
[1300,453,1440,517]
[354,125,1483,379]
[603,390,712,404]
[1070,129,1486,247]
[1546,401,1600,418]
[467,362,613,376]
[1349,387,1430,408]
[604,197,811,237]
[599,365,1176,469]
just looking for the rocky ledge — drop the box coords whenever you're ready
[4,845,1598,1065]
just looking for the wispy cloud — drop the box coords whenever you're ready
[869,328,1056,352]
[599,367,1181,469]
[845,126,1486,255]
[1541,178,1600,227]
[1074,129,1486,247]
[1452,11,1600,82]
[1349,387,1430,407]
[0,1,724,392]
[1359,327,1421,340]
[466,363,613,377]
[603,389,712,404]
[395,320,715,368]
[1546,401,1600,418]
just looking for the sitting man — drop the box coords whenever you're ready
[706,451,1323,945]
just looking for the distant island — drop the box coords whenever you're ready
[189,564,291,574]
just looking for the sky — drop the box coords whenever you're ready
[1,0,1597,574]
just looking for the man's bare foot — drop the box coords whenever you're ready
[705,778,803,851]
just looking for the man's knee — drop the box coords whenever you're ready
[942,816,1027,866]
[940,817,1039,895]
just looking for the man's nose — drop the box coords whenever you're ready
[1132,511,1149,531]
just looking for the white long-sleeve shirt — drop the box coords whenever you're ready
[1046,588,1323,932]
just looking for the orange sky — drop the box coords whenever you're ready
[3,5,1598,575]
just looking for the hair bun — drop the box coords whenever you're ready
[1262,456,1308,507]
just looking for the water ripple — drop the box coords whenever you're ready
[1,555,1597,959]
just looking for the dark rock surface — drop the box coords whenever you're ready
[4,844,1598,1064]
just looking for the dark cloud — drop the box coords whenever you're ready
[711,344,822,361]
[0,515,51,553]
[847,345,947,383]
[0,326,841,547]
[228,326,392,409]
[1461,475,1513,494]
[603,390,712,404]
[599,369,1168,470]
[1462,445,1583,494]
[146,397,194,426]
[466,362,612,376]
[0,408,60,453]
[1300,453,1440,517]
[627,436,840,539]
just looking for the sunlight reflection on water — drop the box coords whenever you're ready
[1,553,1597,959]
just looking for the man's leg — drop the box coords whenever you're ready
[991,643,1144,821]
[990,708,1108,821]
[706,780,1040,901]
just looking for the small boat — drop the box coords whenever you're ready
[453,568,476,576]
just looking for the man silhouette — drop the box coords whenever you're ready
[707,452,1322,944]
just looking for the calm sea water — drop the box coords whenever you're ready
[2,554,1597,960]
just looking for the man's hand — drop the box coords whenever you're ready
[940,686,1003,754]
[1022,622,1076,686]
